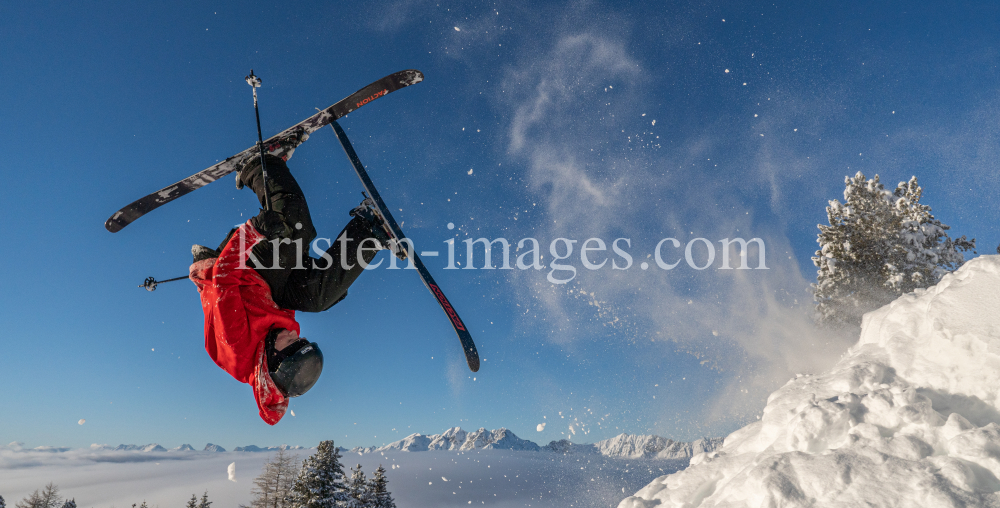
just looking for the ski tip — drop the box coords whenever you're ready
[105,215,125,233]
[466,346,480,373]
[401,69,424,86]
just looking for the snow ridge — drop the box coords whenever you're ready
[622,256,1000,508]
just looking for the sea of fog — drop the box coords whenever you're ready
[1,447,688,508]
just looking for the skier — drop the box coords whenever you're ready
[188,154,392,424]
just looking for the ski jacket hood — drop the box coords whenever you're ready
[189,222,300,425]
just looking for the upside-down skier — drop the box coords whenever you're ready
[188,154,395,424]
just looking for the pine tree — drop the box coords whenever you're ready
[186,494,198,508]
[346,464,368,508]
[59,501,75,508]
[287,440,348,508]
[813,172,974,327]
[137,502,148,508]
[251,449,300,508]
[367,465,395,508]
[0,495,5,508]
[197,491,211,508]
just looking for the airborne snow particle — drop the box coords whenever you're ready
[228,462,236,482]
[78,419,85,425]
[725,69,730,73]
[467,168,473,175]
[454,27,460,31]
[442,476,449,481]
[290,409,296,417]
[652,120,656,126]
[537,423,546,431]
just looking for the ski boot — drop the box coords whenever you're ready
[350,196,408,260]
[234,153,255,190]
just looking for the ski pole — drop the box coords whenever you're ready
[138,275,187,292]
[245,70,273,211]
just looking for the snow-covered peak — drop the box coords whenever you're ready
[31,446,71,453]
[427,426,467,450]
[233,444,306,452]
[203,443,226,452]
[461,428,540,451]
[170,444,195,452]
[351,427,539,453]
[108,444,166,452]
[595,434,721,460]
[622,255,1000,507]
[543,434,722,459]
[349,426,717,458]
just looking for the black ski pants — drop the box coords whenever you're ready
[228,154,377,313]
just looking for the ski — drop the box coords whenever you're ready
[329,120,480,373]
[105,69,425,233]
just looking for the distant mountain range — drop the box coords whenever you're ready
[71,427,720,460]
[348,427,722,460]
[86,443,305,453]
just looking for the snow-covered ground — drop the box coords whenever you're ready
[621,255,1000,507]
[1,446,688,507]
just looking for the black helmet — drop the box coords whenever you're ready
[270,340,324,398]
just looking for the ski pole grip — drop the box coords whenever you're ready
[245,70,261,88]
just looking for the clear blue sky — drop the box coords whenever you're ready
[2,0,998,450]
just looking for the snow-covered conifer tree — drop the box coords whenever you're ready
[186,494,197,508]
[0,495,5,508]
[287,440,348,508]
[367,465,396,508]
[197,491,211,508]
[346,464,368,508]
[813,172,975,327]
[59,500,75,508]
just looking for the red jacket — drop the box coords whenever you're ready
[189,222,299,425]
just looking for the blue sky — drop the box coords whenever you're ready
[2,0,999,451]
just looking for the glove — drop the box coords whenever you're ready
[251,209,285,240]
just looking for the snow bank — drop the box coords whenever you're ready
[621,256,1000,508]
